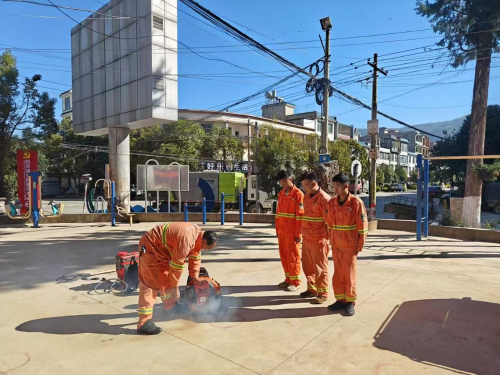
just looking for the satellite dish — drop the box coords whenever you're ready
[265,92,273,99]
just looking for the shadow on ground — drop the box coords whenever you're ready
[373,298,500,375]
[15,285,333,335]
[16,312,136,335]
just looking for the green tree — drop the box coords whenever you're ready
[329,139,369,179]
[129,121,247,185]
[417,0,500,227]
[201,126,245,169]
[395,165,408,182]
[380,164,396,185]
[0,50,58,198]
[431,105,500,182]
[255,125,317,195]
[376,166,385,186]
[130,121,206,175]
[42,118,108,191]
[410,169,418,183]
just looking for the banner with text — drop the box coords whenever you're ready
[16,150,38,214]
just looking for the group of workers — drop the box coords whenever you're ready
[135,170,367,335]
[276,171,368,316]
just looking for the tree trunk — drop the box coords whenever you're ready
[0,139,11,198]
[462,48,492,228]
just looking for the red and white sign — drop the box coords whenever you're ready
[16,150,38,214]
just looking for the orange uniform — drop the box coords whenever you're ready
[299,188,331,297]
[324,194,368,303]
[137,222,203,328]
[275,185,304,286]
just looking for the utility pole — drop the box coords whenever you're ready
[320,17,332,152]
[367,53,387,220]
[254,121,260,214]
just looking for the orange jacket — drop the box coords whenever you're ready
[300,188,330,239]
[324,193,368,252]
[141,222,202,287]
[276,185,304,237]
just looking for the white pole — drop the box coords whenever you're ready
[145,159,159,213]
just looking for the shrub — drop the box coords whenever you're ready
[482,220,500,230]
[439,201,464,227]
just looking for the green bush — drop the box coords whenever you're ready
[376,186,381,192]
[439,202,464,227]
[482,220,500,230]
[381,186,390,192]
[408,184,417,190]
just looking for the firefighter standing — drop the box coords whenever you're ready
[136,222,218,335]
[275,170,304,292]
[324,173,368,316]
[299,172,331,304]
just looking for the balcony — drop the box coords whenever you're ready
[391,147,401,153]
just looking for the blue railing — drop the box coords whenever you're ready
[180,192,244,226]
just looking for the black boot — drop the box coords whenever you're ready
[299,291,316,298]
[345,302,355,316]
[137,320,162,335]
[327,300,345,312]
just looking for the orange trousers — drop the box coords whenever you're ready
[137,246,176,328]
[277,233,301,286]
[302,237,330,297]
[332,248,357,303]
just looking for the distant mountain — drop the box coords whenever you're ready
[356,115,467,141]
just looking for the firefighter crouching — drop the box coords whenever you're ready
[136,222,218,335]
[323,173,368,316]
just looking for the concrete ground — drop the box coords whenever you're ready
[1,222,500,375]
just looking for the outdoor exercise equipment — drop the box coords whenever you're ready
[82,177,118,226]
[6,171,65,227]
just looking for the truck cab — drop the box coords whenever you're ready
[246,175,274,213]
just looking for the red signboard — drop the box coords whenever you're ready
[16,150,38,214]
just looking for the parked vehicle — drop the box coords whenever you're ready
[390,183,404,192]
[384,196,439,220]
[349,180,362,194]
[41,180,61,198]
[422,185,445,202]
[483,181,500,214]
[161,172,273,213]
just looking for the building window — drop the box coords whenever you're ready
[64,97,71,111]
[235,131,240,137]
[153,77,165,91]
[328,123,333,134]
[153,15,164,31]
[317,121,322,132]
[201,123,213,133]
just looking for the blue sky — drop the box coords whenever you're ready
[1,0,499,131]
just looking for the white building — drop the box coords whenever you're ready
[59,89,73,121]
[179,109,326,163]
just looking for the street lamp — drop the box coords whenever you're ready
[320,17,332,31]
[319,16,332,150]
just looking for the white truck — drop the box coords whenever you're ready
[167,171,274,213]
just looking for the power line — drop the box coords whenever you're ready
[330,87,445,139]
[2,0,133,18]
[179,0,312,77]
